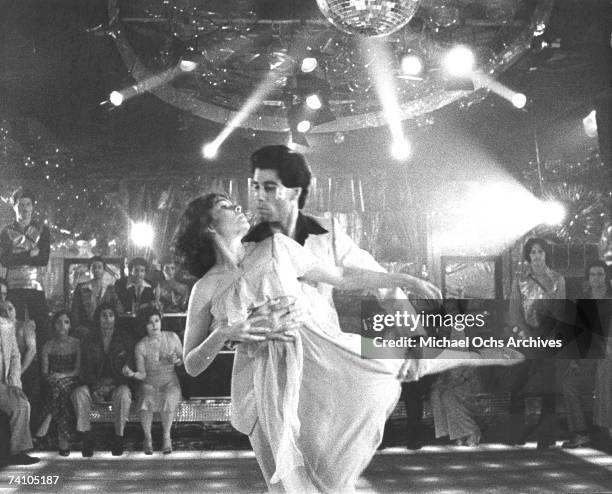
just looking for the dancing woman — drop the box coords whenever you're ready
[178,193,519,493]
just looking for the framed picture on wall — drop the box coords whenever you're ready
[441,256,503,300]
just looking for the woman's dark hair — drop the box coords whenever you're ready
[137,306,163,335]
[0,300,14,319]
[522,237,552,267]
[174,193,227,278]
[250,145,311,209]
[51,309,71,332]
[584,260,611,295]
[93,302,117,331]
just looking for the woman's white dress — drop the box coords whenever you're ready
[208,234,403,492]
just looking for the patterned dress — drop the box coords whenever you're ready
[136,331,182,413]
[40,351,81,438]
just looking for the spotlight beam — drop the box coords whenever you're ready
[203,71,281,158]
[361,37,411,160]
[107,66,181,105]
[471,72,527,108]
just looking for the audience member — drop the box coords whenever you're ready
[0,315,39,465]
[0,187,51,352]
[0,299,40,437]
[594,263,612,446]
[71,256,123,339]
[431,367,482,446]
[71,303,138,457]
[114,257,155,314]
[158,260,189,314]
[36,310,81,456]
[508,237,566,449]
[126,307,182,454]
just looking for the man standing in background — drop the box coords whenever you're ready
[0,187,51,351]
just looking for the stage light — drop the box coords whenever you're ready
[109,91,124,107]
[583,110,598,138]
[131,222,154,248]
[301,57,318,73]
[540,201,566,225]
[179,59,198,72]
[296,120,312,133]
[305,94,322,110]
[400,54,424,77]
[442,45,475,78]
[390,139,411,161]
[202,142,219,159]
[511,93,527,109]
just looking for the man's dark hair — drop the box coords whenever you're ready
[250,145,312,209]
[89,255,106,268]
[10,187,36,206]
[522,237,552,267]
[128,257,148,271]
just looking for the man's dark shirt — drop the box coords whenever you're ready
[243,212,328,246]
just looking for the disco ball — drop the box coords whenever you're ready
[315,0,421,37]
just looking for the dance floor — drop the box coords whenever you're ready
[1,443,612,493]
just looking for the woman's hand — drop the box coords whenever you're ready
[222,315,274,343]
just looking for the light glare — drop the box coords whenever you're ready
[296,120,311,133]
[301,57,318,73]
[131,222,154,248]
[305,94,322,110]
[401,54,424,76]
[179,60,197,72]
[512,93,527,109]
[109,91,124,106]
[390,139,411,160]
[540,201,566,225]
[202,143,219,159]
[443,45,475,78]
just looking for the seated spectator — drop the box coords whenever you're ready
[71,256,123,339]
[158,259,189,314]
[126,307,182,454]
[0,300,39,428]
[71,303,138,457]
[561,261,610,448]
[0,277,8,303]
[430,366,482,446]
[0,315,39,465]
[36,310,81,456]
[114,257,156,314]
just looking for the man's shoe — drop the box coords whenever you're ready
[536,439,555,450]
[81,431,94,458]
[8,453,40,465]
[111,435,125,456]
[405,437,424,450]
[562,434,590,449]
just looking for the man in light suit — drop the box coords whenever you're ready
[0,316,39,465]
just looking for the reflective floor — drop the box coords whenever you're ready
[1,443,612,493]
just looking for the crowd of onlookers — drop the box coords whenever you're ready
[0,254,192,464]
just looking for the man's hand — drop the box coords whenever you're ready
[29,247,40,257]
[409,279,442,300]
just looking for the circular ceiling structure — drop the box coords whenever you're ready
[108,0,554,133]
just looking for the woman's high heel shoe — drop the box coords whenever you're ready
[162,438,172,455]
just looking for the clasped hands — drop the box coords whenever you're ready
[228,299,304,343]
